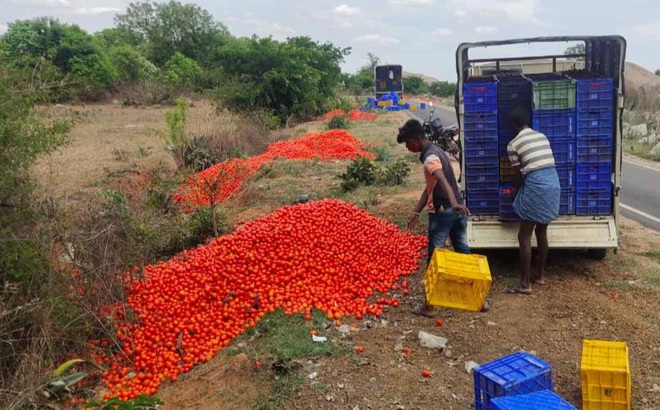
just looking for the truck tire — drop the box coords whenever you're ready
[586,249,607,261]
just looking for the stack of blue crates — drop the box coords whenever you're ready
[496,74,532,220]
[531,75,577,215]
[574,77,614,215]
[464,81,499,215]
[474,351,553,410]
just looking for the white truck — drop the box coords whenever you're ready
[455,36,626,259]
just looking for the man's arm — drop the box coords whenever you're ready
[512,165,523,190]
[407,189,428,230]
[431,169,470,214]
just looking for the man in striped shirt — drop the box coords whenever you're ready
[507,109,561,295]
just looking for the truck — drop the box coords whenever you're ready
[374,64,403,99]
[455,36,626,259]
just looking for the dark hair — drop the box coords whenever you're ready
[397,119,424,143]
[509,108,531,129]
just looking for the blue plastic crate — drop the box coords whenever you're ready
[576,78,614,112]
[577,111,613,137]
[499,186,519,221]
[556,165,575,190]
[559,189,575,215]
[532,109,575,138]
[420,102,426,109]
[465,113,498,140]
[468,189,499,215]
[385,106,400,111]
[474,351,553,410]
[464,82,498,114]
[549,137,575,165]
[576,189,612,215]
[465,143,499,165]
[576,163,612,191]
[577,136,612,163]
[490,390,577,410]
[466,174,500,191]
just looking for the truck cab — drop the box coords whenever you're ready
[455,36,626,257]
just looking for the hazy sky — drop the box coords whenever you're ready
[1,0,659,80]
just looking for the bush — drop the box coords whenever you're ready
[339,156,411,192]
[340,157,377,191]
[377,157,411,186]
[327,115,350,130]
[368,145,391,162]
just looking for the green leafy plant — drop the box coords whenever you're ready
[339,157,377,191]
[85,395,163,409]
[377,157,411,186]
[155,98,189,169]
[46,359,105,402]
[368,145,390,162]
[326,115,350,130]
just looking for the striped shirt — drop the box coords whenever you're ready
[507,128,555,175]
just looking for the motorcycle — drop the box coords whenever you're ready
[422,102,462,163]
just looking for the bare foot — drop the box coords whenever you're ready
[533,278,546,285]
[505,287,532,295]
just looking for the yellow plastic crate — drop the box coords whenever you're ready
[424,249,491,312]
[377,101,392,107]
[409,105,418,111]
[398,99,407,105]
[581,340,631,410]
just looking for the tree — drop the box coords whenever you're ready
[212,36,347,124]
[165,52,201,90]
[115,0,230,65]
[564,44,585,55]
[428,81,456,97]
[1,18,116,99]
[367,52,380,72]
[655,69,660,77]
[95,27,142,49]
[403,75,427,95]
[109,45,158,84]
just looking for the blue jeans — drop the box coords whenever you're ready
[427,207,470,265]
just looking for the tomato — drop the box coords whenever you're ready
[96,199,426,400]
[422,369,431,378]
[403,348,413,356]
[254,361,263,369]
[355,346,365,353]
[435,318,443,327]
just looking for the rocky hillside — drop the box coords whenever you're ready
[402,71,440,84]
[625,62,660,108]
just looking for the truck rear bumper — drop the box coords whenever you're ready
[467,216,618,249]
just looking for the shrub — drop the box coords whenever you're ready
[368,145,390,162]
[327,115,350,130]
[377,157,411,186]
[340,157,377,191]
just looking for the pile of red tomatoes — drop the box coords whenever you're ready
[324,109,378,122]
[99,200,426,400]
[173,129,374,209]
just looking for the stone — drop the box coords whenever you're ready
[641,134,658,145]
[630,123,648,138]
[650,142,660,156]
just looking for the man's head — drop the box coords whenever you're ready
[509,108,531,134]
[397,119,426,153]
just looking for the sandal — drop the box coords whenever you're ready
[505,287,532,295]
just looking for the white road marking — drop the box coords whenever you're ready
[620,203,660,224]
[623,159,660,173]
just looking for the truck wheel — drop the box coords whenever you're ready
[586,249,607,261]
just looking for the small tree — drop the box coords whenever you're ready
[403,75,428,95]
[156,98,189,169]
[165,51,201,91]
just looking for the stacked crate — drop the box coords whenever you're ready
[531,75,577,215]
[573,77,615,215]
[463,81,499,215]
[496,74,532,220]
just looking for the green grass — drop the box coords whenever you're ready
[622,138,660,161]
[642,251,660,261]
[235,310,347,410]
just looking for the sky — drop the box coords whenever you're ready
[1,0,660,81]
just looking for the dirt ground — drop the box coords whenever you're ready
[33,105,660,409]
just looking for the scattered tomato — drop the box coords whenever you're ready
[403,289,410,296]
[611,293,619,300]
[422,369,431,378]
[356,346,365,353]
[435,318,443,327]
[403,348,413,356]
[254,361,263,369]
[335,320,342,327]
[310,330,318,336]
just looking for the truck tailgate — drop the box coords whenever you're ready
[467,217,618,249]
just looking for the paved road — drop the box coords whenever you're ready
[408,104,660,231]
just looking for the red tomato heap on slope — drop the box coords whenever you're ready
[174,129,374,209]
[324,109,377,122]
[99,199,426,400]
